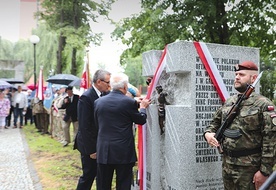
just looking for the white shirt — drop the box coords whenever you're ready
[13,92,28,108]
[92,84,101,98]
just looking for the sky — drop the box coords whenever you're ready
[88,0,141,73]
[0,0,141,74]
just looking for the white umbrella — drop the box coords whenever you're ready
[0,80,12,89]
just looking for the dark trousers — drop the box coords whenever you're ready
[24,107,33,125]
[14,107,23,126]
[97,163,134,190]
[6,106,13,126]
[35,113,49,133]
[76,154,97,190]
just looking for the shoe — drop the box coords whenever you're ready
[19,126,23,129]
[4,126,8,129]
[63,142,69,147]
[13,125,17,129]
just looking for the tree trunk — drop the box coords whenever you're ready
[70,0,79,76]
[57,34,66,74]
[71,48,77,75]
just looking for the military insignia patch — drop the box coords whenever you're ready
[272,117,276,125]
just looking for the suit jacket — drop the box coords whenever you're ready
[60,94,79,122]
[94,90,147,164]
[74,88,99,155]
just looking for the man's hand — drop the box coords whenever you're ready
[205,132,220,147]
[253,170,269,190]
[89,153,97,159]
[139,98,151,109]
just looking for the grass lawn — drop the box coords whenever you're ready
[23,124,134,190]
[23,124,96,190]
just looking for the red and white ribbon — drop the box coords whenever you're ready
[138,46,167,190]
[194,41,229,102]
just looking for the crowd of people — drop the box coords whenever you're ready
[1,61,274,189]
[1,70,148,190]
[0,86,31,131]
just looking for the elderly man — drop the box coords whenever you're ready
[60,86,79,147]
[94,72,151,190]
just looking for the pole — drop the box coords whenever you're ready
[259,171,276,190]
[34,43,36,90]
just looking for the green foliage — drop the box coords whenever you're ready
[112,0,275,97]
[123,56,145,87]
[0,22,58,82]
[39,0,114,75]
[260,62,276,101]
[0,38,14,59]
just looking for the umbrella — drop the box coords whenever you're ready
[68,78,81,87]
[46,74,80,85]
[27,84,46,91]
[0,80,12,89]
[0,78,24,84]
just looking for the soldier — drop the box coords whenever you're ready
[204,61,276,190]
[54,86,67,144]
[32,97,49,134]
[49,88,60,138]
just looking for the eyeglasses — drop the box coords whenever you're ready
[101,80,110,84]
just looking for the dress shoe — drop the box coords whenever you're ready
[63,142,69,147]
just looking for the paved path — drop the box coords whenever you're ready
[0,127,42,190]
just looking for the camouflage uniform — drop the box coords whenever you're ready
[50,96,59,138]
[54,93,66,143]
[205,92,276,190]
[32,99,49,134]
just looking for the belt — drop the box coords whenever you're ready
[223,147,262,158]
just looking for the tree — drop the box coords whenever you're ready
[40,0,114,75]
[112,0,275,97]
[0,22,58,82]
[123,56,145,87]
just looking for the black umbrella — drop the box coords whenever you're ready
[68,78,82,87]
[46,74,80,85]
[0,78,24,84]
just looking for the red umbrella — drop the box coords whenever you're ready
[27,84,46,91]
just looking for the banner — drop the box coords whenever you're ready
[36,67,44,100]
[80,51,91,95]
[44,82,54,111]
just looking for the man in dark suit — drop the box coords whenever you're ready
[94,73,151,190]
[60,86,79,147]
[74,69,111,190]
